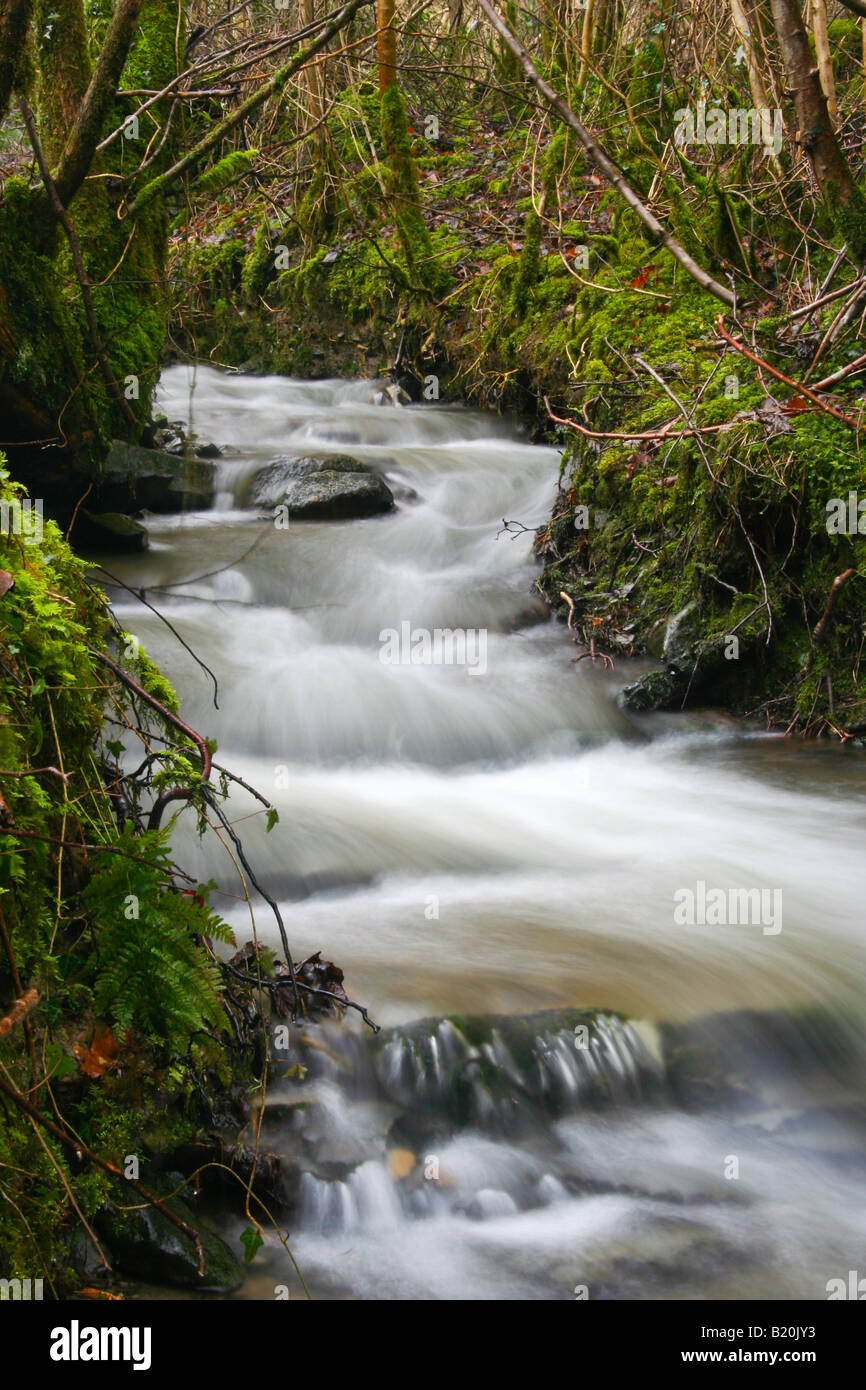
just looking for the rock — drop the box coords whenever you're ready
[369,383,411,407]
[243,455,394,518]
[151,426,185,455]
[620,667,685,713]
[194,440,222,459]
[662,602,700,665]
[97,1192,245,1292]
[100,440,215,514]
[277,470,394,519]
[74,510,148,554]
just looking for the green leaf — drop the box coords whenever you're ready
[45,1042,78,1079]
[266,807,279,833]
[240,1225,264,1265]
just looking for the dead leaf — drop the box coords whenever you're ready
[387,1148,416,1180]
[73,1027,123,1079]
[0,569,13,597]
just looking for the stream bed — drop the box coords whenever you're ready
[101,365,866,1300]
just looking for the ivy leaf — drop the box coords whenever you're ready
[240,1226,264,1266]
[266,807,279,833]
[105,739,124,759]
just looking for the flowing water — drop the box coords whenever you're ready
[102,364,866,1301]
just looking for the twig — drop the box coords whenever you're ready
[85,646,212,831]
[91,567,220,709]
[0,988,39,1036]
[715,315,863,431]
[544,395,753,442]
[806,567,856,667]
[0,1068,206,1275]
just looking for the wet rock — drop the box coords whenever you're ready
[620,667,685,713]
[371,1008,663,1134]
[244,454,394,518]
[97,1191,244,1292]
[370,383,411,407]
[151,426,185,455]
[100,440,215,514]
[75,510,148,554]
[278,470,394,519]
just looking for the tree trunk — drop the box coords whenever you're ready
[377,0,397,96]
[810,0,837,121]
[769,0,866,257]
[0,0,33,125]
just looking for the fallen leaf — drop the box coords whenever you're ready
[387,1148,416,1180]
[0,569,13,596]
[73,1027,122,1079]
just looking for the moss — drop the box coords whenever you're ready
[379,84,448,295]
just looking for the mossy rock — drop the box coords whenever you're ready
[96,1194,244,1293]
[101,441,215,513]
[74,510,149,554]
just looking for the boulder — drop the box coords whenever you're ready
[74,510,148,555]
[277,470,394,519]
[97,1192,245,1292]
[100,440,215,514]
[369,383,411,407]
[244,454,394,518]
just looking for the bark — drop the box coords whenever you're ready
[299,0,326,163]
[0,0,33,125]
[811,0,837,121]
[377,0,397,96]
[52,0,144,208]
[35,0,91,165]
[770,0,857,200]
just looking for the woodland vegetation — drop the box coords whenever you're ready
[0,0,865,1294]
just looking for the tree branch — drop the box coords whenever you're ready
[475,0,736,307]
[127,0,374,218]
[52,0,144,208]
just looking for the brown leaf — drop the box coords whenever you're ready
[73,1027,122,1079]
[0,569,13,597]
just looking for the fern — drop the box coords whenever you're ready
[81,828,233,1057]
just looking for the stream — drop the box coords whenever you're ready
[102,364,866,1301]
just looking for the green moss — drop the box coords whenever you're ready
[379,84,448,295]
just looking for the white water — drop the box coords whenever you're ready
[102,364,866,1300]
